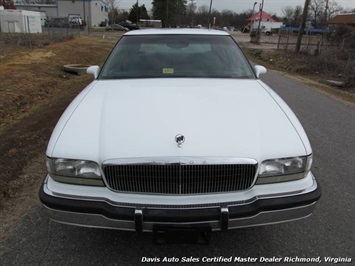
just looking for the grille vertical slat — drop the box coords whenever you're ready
[236,165,242,189]
[103,163,257,194]
[241,165,244,190]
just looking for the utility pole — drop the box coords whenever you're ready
[250,2,257,31]
[295,0,311,53]
[83,0,86,28]
[252,2,257,15]
[208,0,213,29]
[256,0,264,43]
[136,0,139,25]
[324,0,329,26]
[165,0,169,28]
[189,0,195,27]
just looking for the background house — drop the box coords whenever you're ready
[246,11,283,34]
[329,13,355,27]
[247,11,277,25]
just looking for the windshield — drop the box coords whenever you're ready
[99,34,255,79]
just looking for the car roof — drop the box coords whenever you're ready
[124,28,230,36]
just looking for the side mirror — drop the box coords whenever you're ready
[87,65,100,79]
[254,65,267,78]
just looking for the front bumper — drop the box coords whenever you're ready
[39,173,321,232]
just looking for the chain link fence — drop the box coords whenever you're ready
[277,29,327,55]
[0,22,82,56]
[276,26,355,90]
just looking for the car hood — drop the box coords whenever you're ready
[47,79,309,163]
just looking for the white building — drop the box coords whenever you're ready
[0,9,42,33]
[14,0,108,27]
[250,21,284,34]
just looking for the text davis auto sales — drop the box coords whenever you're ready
[141,256,352,263]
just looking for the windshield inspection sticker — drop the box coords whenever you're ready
[162,68,174,74]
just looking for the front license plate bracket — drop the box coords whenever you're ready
[153,225,212,244]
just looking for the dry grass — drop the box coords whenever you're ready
[244,48,355,104]
[0,35,117,244]
[0,36,117,130]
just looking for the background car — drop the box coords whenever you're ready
[118,21,140,30]
[105,24,129,32]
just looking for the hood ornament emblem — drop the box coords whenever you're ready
[175,134,185,148]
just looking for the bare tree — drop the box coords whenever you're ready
[197,5,209,15]
[282,6,294,24]
[293,6,304,25]
[310,0,325,27]
[326,0,343,22]
[187,0,197,26]
[282,5,304,25]
[309,0,343,26]
[105,0,120,24]
[343,7,355,13]
[220,9,234,27]
[187,0,197,14]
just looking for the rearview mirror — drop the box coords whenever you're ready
[87,65,100,79]
[254,65,267,78]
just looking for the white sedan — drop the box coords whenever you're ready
[40,29,321,234]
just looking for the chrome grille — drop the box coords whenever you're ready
[103,163,257,194]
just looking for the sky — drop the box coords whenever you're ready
[116,0,355,15]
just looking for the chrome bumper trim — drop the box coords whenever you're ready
[43,174,318,210]
[42,202,316,232]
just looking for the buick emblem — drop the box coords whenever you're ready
[175,134,185,148]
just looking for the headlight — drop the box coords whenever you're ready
[256,155,312,184]
[46,158,104,186]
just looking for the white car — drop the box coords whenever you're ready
[40,29,321,235]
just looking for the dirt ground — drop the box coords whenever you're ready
[0,33,354,244]
[0,35,117,244]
